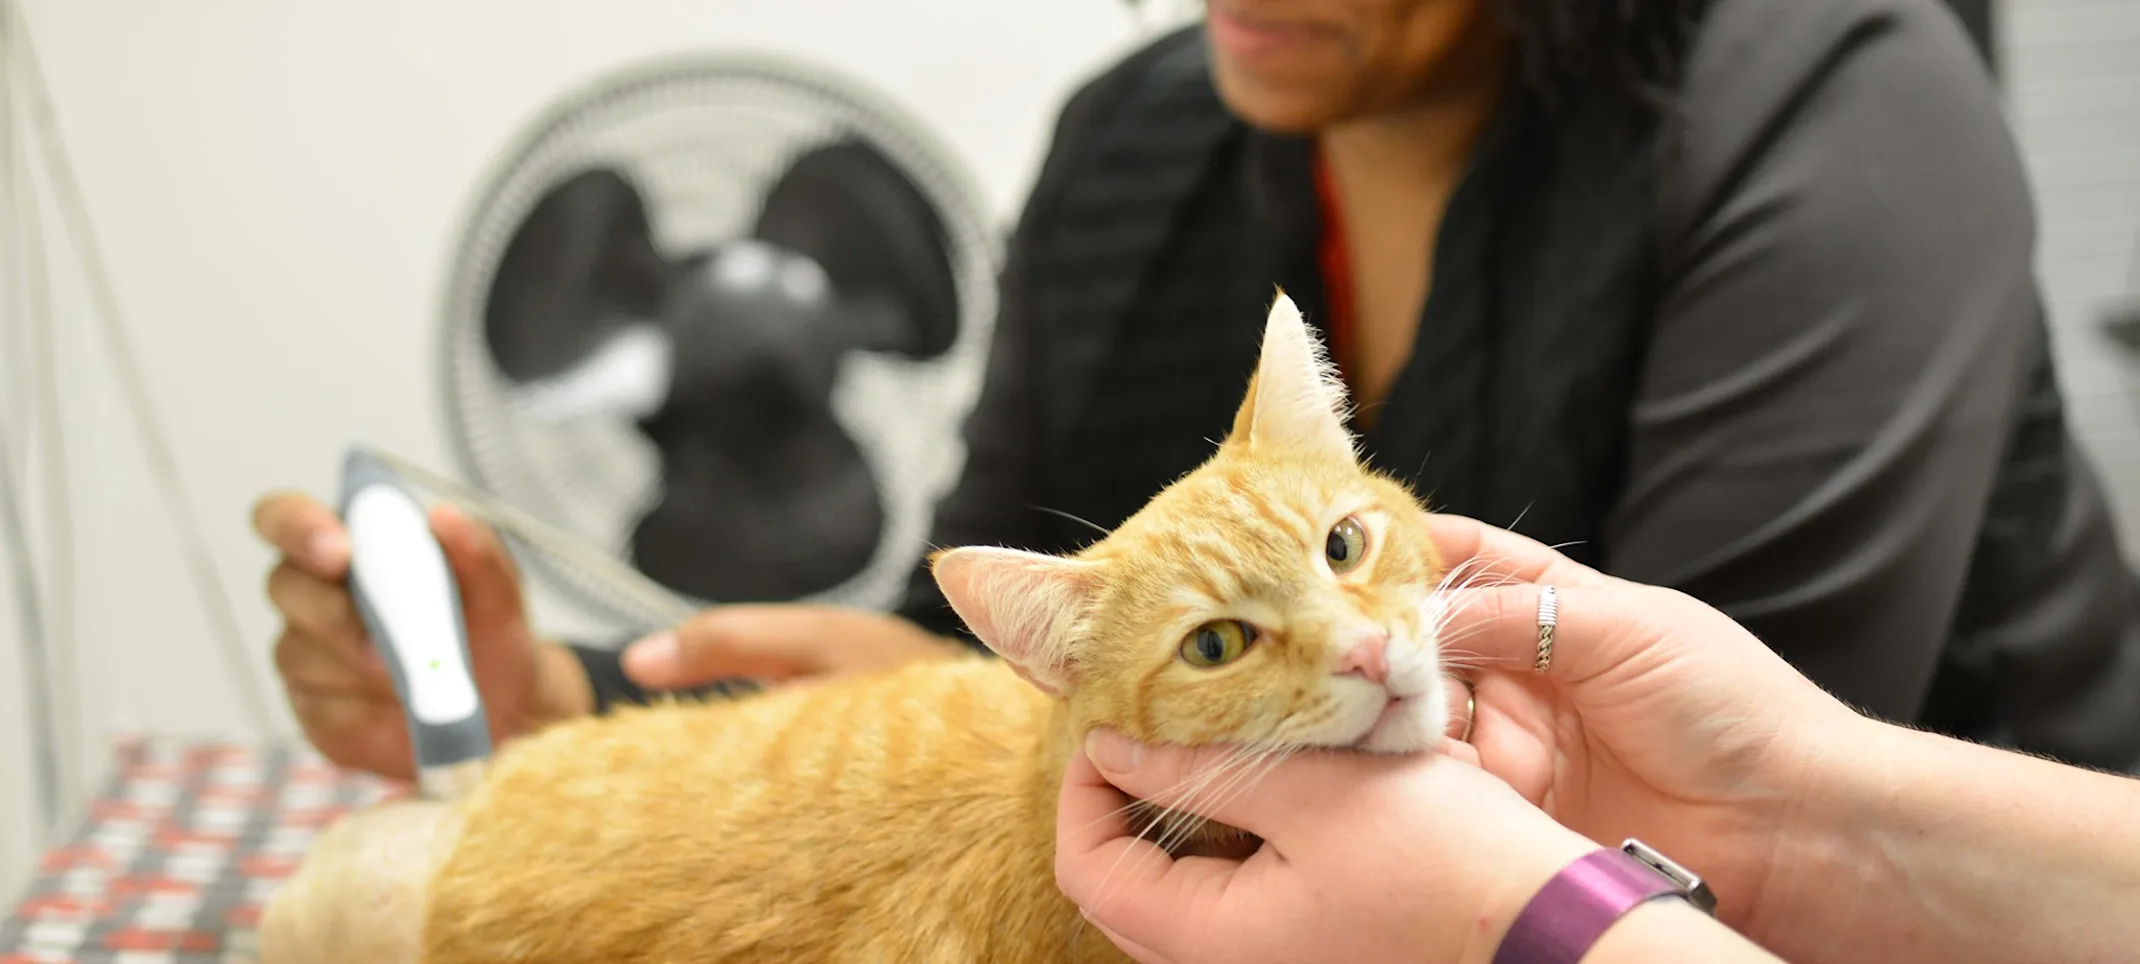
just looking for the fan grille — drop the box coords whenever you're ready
[440,54,1002,636]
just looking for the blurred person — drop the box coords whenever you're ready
[252,0,2140,778]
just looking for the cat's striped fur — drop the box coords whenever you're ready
[258,292,1450,963]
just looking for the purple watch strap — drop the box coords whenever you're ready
[1490,849,1682,964]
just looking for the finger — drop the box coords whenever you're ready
[429,503,527,643]
[1442,736,1482,768]
[284,690,415,781]
[264,563,363,641]
[1424,514,1611,593]
[622,606,827,688]
[272,628,391,696]
[264,568,392,687]
[251,492,349,577]
[1076,728,1374,844]
[1081,912,1176,964]
[1436,582,1658,685]
[1054,747,1239,961]
[1444,674,1476,743]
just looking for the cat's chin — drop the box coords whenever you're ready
[1349,688,1449,755]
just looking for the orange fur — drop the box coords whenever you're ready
[259,292,1449,963]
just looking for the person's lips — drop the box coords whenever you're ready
[1207,4,1338,61]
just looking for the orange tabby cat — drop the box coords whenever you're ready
[257,292,1452,963]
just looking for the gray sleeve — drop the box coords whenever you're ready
[1607,0,2042,719]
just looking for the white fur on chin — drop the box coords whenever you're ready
[1349,596,1450,753]
[1354,682,1450,754]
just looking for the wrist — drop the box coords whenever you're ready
[1738,714,1912,949]
[1585,898,1777,963]
[1459,820,1599,964]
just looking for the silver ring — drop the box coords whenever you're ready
[1534,585,1558,673]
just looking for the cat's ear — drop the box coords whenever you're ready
[930,546,1096,696]
[1229,291,1356,463]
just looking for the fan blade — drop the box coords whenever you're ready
[752,138,960,360]
[485,168,672,382]
[512,324,675,422]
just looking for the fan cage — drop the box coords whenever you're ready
[439,53,1004,636]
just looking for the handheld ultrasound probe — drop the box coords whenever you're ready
[338,447,492,799]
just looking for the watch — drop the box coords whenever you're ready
[1490,838,1718,964]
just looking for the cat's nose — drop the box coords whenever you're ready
[1334,629,1390,684]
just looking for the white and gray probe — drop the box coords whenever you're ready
[338,447,492,799]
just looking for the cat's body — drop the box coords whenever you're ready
[259,293,1451,963]
[427,657,1105,963]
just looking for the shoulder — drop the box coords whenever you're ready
[1051,24,1211,140]
[1674,0,1993,128]
[1658,0,2016,250]
[1017,25,1222,220]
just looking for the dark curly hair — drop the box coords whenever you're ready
[1491,0,1710,103]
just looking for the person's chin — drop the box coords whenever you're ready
[1209,61,1341,134]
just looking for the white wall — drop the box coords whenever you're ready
[0,0,1184,897]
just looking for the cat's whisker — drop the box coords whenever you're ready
[1098,741,1281,909]
[1433,621,1505,646]
[1437,658,1522,674]
[1189,742,1298,848]
[1073,796,1164,835]
[1091,741,1265,907]
[1028,505,1113,539]
[1424,561,1530,613]
[1429,557,1495,595]
[1074,742,1269,839]
[1436,654,1525,671]
[1141,741,1300,874]
[1434,563,1526,597]
[1151,743,1267,847]
[1150,741,1288,857]
[1441,642,1524,661]
[1432,616,1536,653]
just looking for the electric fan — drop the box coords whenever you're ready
[440,54,1001,635]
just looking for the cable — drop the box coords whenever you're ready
[365,447,700,626]
[6,0,84,820]
[0,0,64,842]
[0,424,63,841]
[6,0,285,740]
[0,0,26,499]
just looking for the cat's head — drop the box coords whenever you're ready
[931,292,1449,755]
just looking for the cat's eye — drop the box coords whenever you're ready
[1179,619,1256,668]
[1325,516,1368,574]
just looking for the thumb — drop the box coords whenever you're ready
[429,503,529,647]
[621,605,824,689]
[1079,728,1365,844]
[1054,744,1234,964]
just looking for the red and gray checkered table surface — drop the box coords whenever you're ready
[2,737,407,963]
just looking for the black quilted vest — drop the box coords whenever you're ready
[1016,32,1658,572]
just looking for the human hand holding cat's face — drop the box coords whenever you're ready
[1056,727,1596,964]
[1426,515,1867,931]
